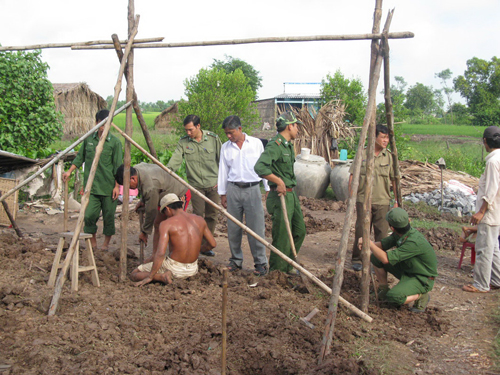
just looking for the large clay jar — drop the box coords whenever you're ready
[294,148,331,199]
[330,159,353,201]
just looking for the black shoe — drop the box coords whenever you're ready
[352,263,363,272]
[227,261,242,272]
[253,264,268,276]
[201,250,215,257]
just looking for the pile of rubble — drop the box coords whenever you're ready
[404,186,476,217]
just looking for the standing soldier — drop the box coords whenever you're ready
[167,115,222,256]
[62,109,123,251]
[349,124,398,271]
[254,112,306,274]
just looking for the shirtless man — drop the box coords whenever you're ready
[131,193,216,286]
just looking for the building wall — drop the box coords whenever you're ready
[254,99,276,130]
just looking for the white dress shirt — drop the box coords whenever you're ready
[218,134,269,195]
[477,148,500,225]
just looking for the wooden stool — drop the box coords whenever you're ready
[48,232,100,292]
[458,241,476,269]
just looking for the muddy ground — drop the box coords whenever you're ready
[0,195,499,374]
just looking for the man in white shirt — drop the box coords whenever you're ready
[218,115,269,276]
[463,126,500,293]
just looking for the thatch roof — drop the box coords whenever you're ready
[53,83,107,138]
[154,102,179,129]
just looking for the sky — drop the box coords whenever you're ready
[1,0,499,105]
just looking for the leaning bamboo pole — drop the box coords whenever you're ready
[111,34,157,159]
[0,102,132,205]
[0,37,163,51]
[71,32,414,50]
[110,123,373,323]
[48,16,140,316]
[360,0,385,314]
[383,34,403,207]
[319,7,393,364]
[119,1,136,282]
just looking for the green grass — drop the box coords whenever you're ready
[401,123,488,137]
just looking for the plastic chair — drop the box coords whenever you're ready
[458,242,476,269]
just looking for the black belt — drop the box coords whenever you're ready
[230,181,260,188]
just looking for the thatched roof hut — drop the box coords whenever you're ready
[53,83,107,138]
[154,102,179,129]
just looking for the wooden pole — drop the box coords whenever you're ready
[221,268,228,375]
[360,0,384,314]
[111,34,158,159]
[70,31,414,50]
[48,17,140,316]
[318,8,393,363]
[0,37,164,51]
[383,33,403,208]
[64,179,69,232]
[0,192,23,238]
[119,1,136,282]
[0,102,132,205]
[280,195,298,259]
[110,122,373,323]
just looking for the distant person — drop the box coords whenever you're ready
[167,115,222,256]
[349,124,398,271]
[254,112,306,274]
[463,126,500,293]
[360,208,438,313]
[131,194,216,286]
[115,163,190,254]
[218,115,269,276]
[62,109,123,251]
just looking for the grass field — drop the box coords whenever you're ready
[400,123,487,138]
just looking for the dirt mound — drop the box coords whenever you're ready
[300,197,347,212]
[418,227,461,252]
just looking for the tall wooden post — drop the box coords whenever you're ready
[48,18,139,316]
[318,8,394,363]
[360,0,383,313]
[119,0,135,282]
[382,33,403,207]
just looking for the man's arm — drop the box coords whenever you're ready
[167,142,184,172]
[140,189,159,244]
[358,238,389,264]
[261,174,286,195]
[62,164,78,182]
[203,222,217,250]
[471,200,489,225]
[135,223,170,287]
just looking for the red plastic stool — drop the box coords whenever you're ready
[458,242,476,269]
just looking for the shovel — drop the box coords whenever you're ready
[279,194,314,293]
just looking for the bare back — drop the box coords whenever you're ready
[158,210,215,264]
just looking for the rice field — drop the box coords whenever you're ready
[400,123,487,138]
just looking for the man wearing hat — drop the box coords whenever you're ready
[359,207,438,312]
[463,126,500,293]
[131,194,216,286]
[254,112,306,273]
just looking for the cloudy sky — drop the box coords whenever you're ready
[1,0,498,104]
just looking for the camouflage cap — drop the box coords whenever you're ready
[276,112,303,131]
[386,207,409,228]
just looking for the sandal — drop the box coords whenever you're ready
[462,284,488,293]
[227,262,241,272]
[253,264,268,277]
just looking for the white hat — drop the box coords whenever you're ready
[160,193,182,211]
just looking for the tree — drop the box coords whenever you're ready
[211,55,262,99]
[377,76,409,123]
[435,69,455,124]
[176,68,260,139]
[0,50,63,156]
[320,70,367,125]
[454,56,500,126]
[404,82,440,119]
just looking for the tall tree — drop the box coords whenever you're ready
[0,50,63,156]
[404,82,439,119]
[435,69,455,124]
[454,56,500,126]
[211,55,262,99]
[176,67,260,139]
[320,70,367,125]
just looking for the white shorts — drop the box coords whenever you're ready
[138,257,198,279]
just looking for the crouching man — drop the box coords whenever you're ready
[131,194,216,286]
[359,208,438,312]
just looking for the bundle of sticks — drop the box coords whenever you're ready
[287,100,354,163]
[399,160,479,196]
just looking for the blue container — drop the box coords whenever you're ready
[340,149,348,161]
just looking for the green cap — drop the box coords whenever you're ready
[386,207,409,228]
[276,112,303,131]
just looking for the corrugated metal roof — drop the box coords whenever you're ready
[0,151,39,174]
[275,93,321,99]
